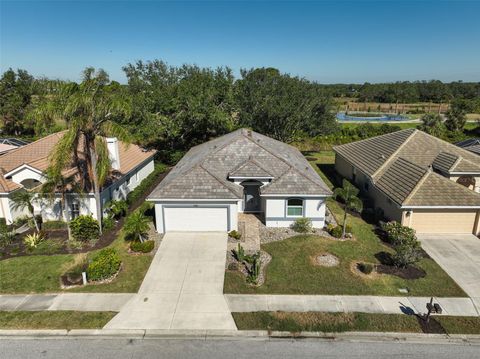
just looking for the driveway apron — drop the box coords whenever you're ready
[105,232,236,330]
[418,234,480,299]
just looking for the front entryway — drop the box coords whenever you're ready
[105,232,236,330]
[242,180,262,212]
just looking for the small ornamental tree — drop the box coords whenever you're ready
[123,209,150,242]
[10,190,40,232]
[334,179,363,238]
[382,221,422,268]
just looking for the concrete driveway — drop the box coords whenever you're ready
[105,232,236,330]
[418,234,480,299]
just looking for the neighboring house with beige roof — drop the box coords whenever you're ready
[148,129,332,233]
[0,131,156,224]
[333,129,480,235]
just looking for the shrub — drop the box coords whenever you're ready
[358,262,374,274]
[23,232,44,249]
[233,243,245,262]
[124,209,150,242]
[229,230,241,240]
[130,240,155,253]
[87,248,121,281]
[329,226,343,238]
[69,215,100,242]
[381,221,416,246]
[106,200,128,219]
[126,162,168,206]
[42,220,67,230]
[102,216,115,231]
[246,253,261,284]
[291,217,313,233]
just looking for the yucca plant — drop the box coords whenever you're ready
[23,232,44,249]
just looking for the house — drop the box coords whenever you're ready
[456,138,480,156]
[148,129,332,233]
[0,131,156,224]
[0,138,28,155]
[333,128,480,235]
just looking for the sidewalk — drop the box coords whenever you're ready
[225,295,480,317]
[0,293,134,312]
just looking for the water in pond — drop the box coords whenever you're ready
[336,112,409,122]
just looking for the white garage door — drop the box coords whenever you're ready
[163,206,229,232]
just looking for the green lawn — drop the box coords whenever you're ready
[0,311,116,329]
[223,150,466,297]
[232,312,480,334]
[0,231,154,294]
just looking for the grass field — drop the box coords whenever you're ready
[0,311,116,329]
[233,312,480,334]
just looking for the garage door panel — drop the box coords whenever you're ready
[164,207,228,232]
[410,210,477,234]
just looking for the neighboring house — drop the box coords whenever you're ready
[0,131,156,224]
[148,128,332,233]
[333,128,480,235]
[0,138,29,155]
[456,138,480,156]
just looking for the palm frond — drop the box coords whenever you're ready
[94,136,111,186]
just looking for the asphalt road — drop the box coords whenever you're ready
[2,338,479,359]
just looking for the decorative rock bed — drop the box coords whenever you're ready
[226,249,272,287]
[314,253,339,267]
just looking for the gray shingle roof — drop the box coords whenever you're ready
[229,158,274,178]
[149,129,332,200]
[261,167,330,195]
[376,158,427,205]
[335,128,480,208]
[432,152,459,173]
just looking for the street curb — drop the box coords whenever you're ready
[1,329,480,344]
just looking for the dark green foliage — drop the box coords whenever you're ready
[87,248,121,281]
[418,113,446,137]
[130,240,155,253]
[330,226,343,238]
[291,217,313,233]
[358,262,374,274]
[246,253,261,284]
[233,243,245,262]
[445,100,468,132]
[69,215,100,242]
[382,221,416,245]
[102,216,115,231]
[382,221,422,268]
[123,209,150,242]
[106,200,128,219]
[126,163,167,206]
[334,180,363,238]
[228,230,241,240]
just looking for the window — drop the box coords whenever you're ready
[287,198,304,217]
[70,200,80,219]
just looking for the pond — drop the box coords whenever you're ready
[336,112,410,122]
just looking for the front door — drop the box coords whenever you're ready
[244,184,261,212]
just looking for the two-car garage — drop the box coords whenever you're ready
[152,202,238,233]
[406,209,480,235]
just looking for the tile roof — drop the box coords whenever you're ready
[149,129,332,200]
[261,167,330,195]
[375,158,427,205]
[0,131,156,193]
[335,129,480,208]
[229,158,274,178]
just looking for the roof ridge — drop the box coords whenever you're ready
[449,154,463,172]
[228,157,274,177]
[0,131,66,160]
[371,129,418,179]
[333,128,416,151]
[419,129,480,162]
[199,164,242,198]
[263,165,331,194]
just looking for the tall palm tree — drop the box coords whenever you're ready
[333,179,363,238]
[40,168,82,239]
[10,190,40,232]
[43,68,132,233]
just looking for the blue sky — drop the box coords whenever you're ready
[1,1,479,83]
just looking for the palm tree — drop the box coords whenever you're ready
[10,190,40,232]
[41,68,132,234]
[123,210,150,242]
[333,179,363,238]
[40,168,83,239]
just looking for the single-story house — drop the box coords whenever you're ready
[0,131,156,224]
[333,128,480,235]
[148,128,332,233]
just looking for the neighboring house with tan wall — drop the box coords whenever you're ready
[0,131,156,224]
[333,129,480,235]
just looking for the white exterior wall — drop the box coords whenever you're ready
[264,196,327,228]
[153,201,239,233]
[0,158,155,223]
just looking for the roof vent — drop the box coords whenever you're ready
[379,154,386,160]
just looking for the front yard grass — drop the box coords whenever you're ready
[0,232,154,294]
[223,150,466,297]
[232,312,480,334]
[0,311,116,329]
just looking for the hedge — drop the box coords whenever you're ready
[126,162,168,206]
[87,248,121,281]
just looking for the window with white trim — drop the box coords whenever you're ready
[287,198,304,217]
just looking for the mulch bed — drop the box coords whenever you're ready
[0,168,170,261]
[376,264,426,280]
[416,315,446,334]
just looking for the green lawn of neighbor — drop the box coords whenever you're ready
[233,312,480,334]
[0,311,116,329]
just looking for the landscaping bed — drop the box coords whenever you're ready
[232,312,480,334]
[0,311,117,329]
